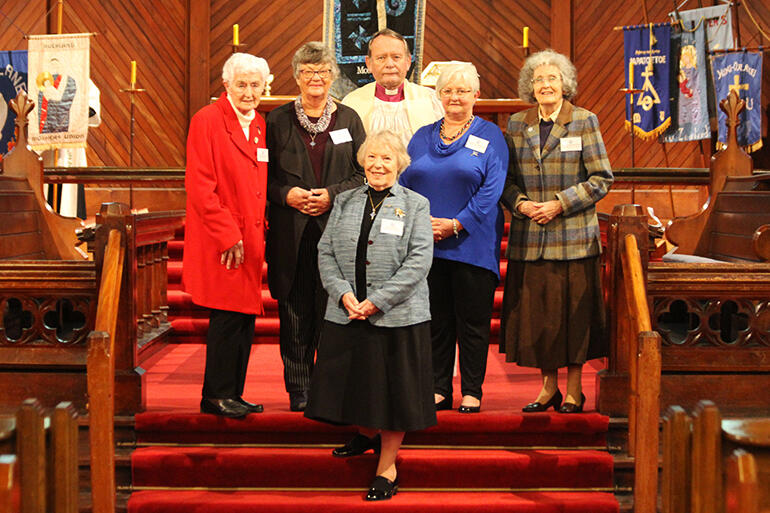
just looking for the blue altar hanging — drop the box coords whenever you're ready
[0,50,28,159]
[624,23,672,139]
[711,50,763,152]
[324,0,426,98]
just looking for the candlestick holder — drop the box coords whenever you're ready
[119,84,146,209]
[231,43,245,54]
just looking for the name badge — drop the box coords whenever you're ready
[380,218,404,236]
[257,148,269,162]
[560,137,582,152]
[329,128,353,145]
[465,135,489,153]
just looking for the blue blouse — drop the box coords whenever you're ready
[400,117,508,277]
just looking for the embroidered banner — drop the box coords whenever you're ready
[711,50,763,152]
[0,50,27,160]
[624,23,671,139]
[27,33,90,151]
[661,21,710,142]
[324,0,426,98]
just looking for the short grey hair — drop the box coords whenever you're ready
[357,130,411,175]
[291,41,340,81]
[518,49,577,104]
[435,62,480,97]
[222,53,270,84]
[366,28,410,57]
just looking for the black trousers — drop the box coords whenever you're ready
[428,257,498,400]
[202,308,256,399]
[278,221,327,394]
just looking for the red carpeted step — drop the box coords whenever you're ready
[134,411,609,447]
[128,490,619,513]
[132,446,613,489]
[170,317,280,336]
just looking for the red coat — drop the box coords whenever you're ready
[182,94,267,314]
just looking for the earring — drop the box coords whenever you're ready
[363,177,369,186]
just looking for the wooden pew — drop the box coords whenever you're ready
[0,91,183,415]
[0,400,79,513]
[662,401,770,513]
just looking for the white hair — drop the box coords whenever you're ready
[435,62,480,97]
[518,49,577,104]
[222,53,270,84]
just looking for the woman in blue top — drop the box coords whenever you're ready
[400,62,508,413]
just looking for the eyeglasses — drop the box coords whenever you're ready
[439,88,473,98]
[532,74,561,85]
[299,69,332,79]
[231,81,264,93]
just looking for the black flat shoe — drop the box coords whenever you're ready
[332,433,381,457]
[435,396,453,411]
[200,398,248,419]
[365,475,398,501]
[289,391,308,412]
[458,403,481,413]
[522,389,563,413]
[559,393,586,414]
[235,397,264,413]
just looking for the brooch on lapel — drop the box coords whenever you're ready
[471,151,479,157]
[394,208,405,218]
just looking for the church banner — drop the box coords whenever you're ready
[27,33,90,151]
[0,50,27,159]
[711,50,763,152]
[624,23,671,139]
[324,0,426,98]
[661,21,710,143]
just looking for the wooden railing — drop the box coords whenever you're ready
[662,401,768,513]
[619,231,662,513]
[87,228,123,513]
[0,400,79,513]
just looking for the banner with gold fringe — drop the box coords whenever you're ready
[711,50,763,152]
[27,33,90,151]
[624,23,671,139]
[0,50,27,160]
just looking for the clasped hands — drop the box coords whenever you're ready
[518,200,563,224]
[286,186,330,216]
[341,292,380,320]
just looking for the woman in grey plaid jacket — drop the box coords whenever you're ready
[500,49,613,414]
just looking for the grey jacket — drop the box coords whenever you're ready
[318,182,433,327]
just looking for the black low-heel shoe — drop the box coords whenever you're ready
[235,397,263,413]
[365,475,398,501]
[332,433,381,457]
[434,396,453,411]
[522,389,563,413]
[458,403,481,413]
[559,393,586,414]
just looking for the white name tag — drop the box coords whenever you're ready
[329,128,353,145]
[465,135,489,153]
[380,218,404,236]
[560,136,582,152]
[257,148,269,162]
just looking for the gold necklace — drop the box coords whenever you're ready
[367,190,387,220]
[440,115,474,142]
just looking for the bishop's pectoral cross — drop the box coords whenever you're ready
[729,74,749,96]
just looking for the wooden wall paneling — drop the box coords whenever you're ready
[550,0,573,59]
[187,0,210,123]
[0,0,46,51]
[209,0,323,99]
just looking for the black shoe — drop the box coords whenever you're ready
[458,403,481,413]
[289,391,308,412]
[200,398,248,419]
[235,397,264,413]
[365,475,398,501]
[559,393,586,414]
[522,389,563,413]
[332,433,381,457]
[435,395,453,411]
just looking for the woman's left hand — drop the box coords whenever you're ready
[357,299,380,318]
[431,217,460,242]
[531,200,563,224]
[306,188,331,216]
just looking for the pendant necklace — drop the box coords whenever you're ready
[440,115,474,142]
[368,190,387,220]
[295,96,333,147]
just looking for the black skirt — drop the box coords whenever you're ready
[304,319,437,432]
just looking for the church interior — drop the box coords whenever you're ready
[1,0,770,512]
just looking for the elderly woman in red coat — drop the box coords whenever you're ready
[183,53,270,418]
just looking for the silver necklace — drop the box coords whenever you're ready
[295,96,334,146]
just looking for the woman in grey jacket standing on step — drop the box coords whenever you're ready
[304,130,435,501]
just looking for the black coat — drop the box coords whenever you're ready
[265,101,366,301]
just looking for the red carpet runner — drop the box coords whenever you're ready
[128,226,618,512]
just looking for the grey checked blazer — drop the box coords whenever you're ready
[317,182,433,327]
